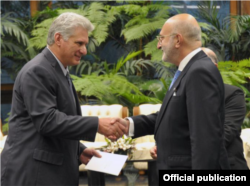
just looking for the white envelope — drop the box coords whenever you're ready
[85,151,128,176]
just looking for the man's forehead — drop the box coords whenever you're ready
[160,23,172,34]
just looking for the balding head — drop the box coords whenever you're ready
[158,14,202,66]
[166,14,202,43]
[201,47,218,65]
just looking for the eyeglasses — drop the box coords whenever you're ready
[156,34,177,42]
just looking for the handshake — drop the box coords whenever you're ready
[98,118,130,140]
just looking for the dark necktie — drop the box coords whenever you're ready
[169,70,181,89]
[66,72,76,106]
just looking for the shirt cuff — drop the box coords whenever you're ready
[126,117,134,137]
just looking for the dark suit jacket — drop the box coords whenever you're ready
[224,84,248,169]
[1,48,99,186]
[132,51,229,170]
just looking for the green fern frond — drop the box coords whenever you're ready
[30,17,56,49]
[86,2,106,22]
[58,9,86,16]
[122,93,161,104]
[72,74,110,100]
[29,2,170,50]
[108,74,143,95]
[122,19,165,43]
[116,0,144,5]
[115,4,142,16]
[124,16,149,28]
[218,58,250,87]
[144,39,157,56]
[147,3,169,12]
[154,10,169,20]
[81,3,118,44]
[92,24,109,44]
[144,39,163,61]
[72,73,161,105]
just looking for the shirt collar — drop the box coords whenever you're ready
[47,46,69,76]
[178,48,201,71]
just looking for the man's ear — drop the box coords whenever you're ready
[54,33,62,47]
[175,34,182,48]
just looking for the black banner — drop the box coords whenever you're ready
[159,170,250,185]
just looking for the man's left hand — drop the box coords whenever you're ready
[80,148,101,165]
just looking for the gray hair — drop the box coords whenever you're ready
[47,12,94,45]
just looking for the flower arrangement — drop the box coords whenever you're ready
[102,135,135,160]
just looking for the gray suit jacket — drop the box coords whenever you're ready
[132,51,230,170]
[1,48,99,186]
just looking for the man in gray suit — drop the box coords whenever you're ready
[1,12,126,186]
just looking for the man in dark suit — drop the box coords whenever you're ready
[1,12,126,186]
[150,48,249,170]
[114,14,229,169]
[202,48,248,169]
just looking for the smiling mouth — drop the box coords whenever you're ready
[75,55,82,60]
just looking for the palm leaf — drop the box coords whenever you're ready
[1,41,28,61]
[153,61,176,81]
[1,12,28,46]
[114,50,143,73]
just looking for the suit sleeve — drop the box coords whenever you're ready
[78,142,87,165]
[131,112,158,137]
[21,65,98,141]
[224,88,246,147]
[186,65,225,169]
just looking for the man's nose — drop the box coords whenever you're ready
[157,41,161,49]
[80,46,87,55]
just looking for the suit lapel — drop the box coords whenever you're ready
[72,85,82,115]
[42,48,80,115]
[154,51,207,135]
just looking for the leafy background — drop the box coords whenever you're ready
[1,1,250,133]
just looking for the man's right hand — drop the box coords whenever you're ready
[111,118,129,135]
[102,117,130,141]
[150,146,157,159]
[98,118,127,140]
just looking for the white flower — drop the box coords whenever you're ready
[103,135,135,157]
